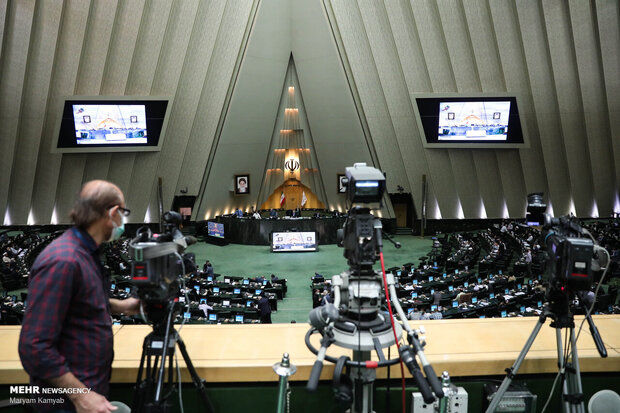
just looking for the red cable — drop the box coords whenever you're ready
[379,251,406,413]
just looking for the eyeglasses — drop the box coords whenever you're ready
[109,205,131,217]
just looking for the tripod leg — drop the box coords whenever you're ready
[177,335,215,413]
[566,329,585,413]
[485,316,546,413]
[556,328,572,413]
[132,339,149,413]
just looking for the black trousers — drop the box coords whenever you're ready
[260,313,272,324]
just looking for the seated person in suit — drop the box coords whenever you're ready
[234,208,244,218]
[269,208,278,219]
[270,274,279,282]
[258,292,272,324]
[203,260,214,276]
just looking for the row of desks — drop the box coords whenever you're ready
[1,315,618,384]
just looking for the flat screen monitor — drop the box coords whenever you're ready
[233,288,241,294]
[255,289,262,295]
[208,314,217,321]
[235,315,244,323]
[243,279,249,285]
[246,300,253,307]
[271,231,317,252]
[207,221,225,239]
[413,94,526,148]
[213,287,220,293]
[54,97,171,153]
[222,300,230,306]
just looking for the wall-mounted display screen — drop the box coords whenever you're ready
[413,94,526,148]
[271,231,317,252]
[207,221,225,239]
[73,104,148,145]
[54,97,170,153]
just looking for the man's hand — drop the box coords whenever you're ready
[109,297,141,316]
[72,390,117,413]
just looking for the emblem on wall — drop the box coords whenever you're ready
[285,158,300,172]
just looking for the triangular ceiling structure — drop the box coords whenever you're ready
[257,55,327,209]
[194,0,393,220]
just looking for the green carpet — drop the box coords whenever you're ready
[186,235,433,323]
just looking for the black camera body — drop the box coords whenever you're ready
[129,211,192,307]
[337,162,386,270]
[545,234,594,291]
[340,209,378,269]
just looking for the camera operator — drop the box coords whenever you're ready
[19,180,140,413]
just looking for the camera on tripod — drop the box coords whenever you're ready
[526,193,595,292]
[338,162,386,268]
[306,163,445,413]
[129,211,196,307]
[127,211,214,413]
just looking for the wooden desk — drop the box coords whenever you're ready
[1,315,618,384]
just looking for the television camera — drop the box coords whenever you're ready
[128,211,213,413]
[486,195,609,413]
[305,163,445,413]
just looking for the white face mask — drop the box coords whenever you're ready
[108,209,125,242]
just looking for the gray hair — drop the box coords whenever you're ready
[69,180,123,229]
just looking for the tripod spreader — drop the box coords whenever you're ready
[307,329,335,391]
[584,312,607,358]
[399,346,435,403]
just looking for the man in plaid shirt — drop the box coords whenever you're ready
[19,180,140,413]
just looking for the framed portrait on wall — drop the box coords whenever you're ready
[235,174,250,195]
[337,174,347,193]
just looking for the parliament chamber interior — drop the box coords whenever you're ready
[0,1,619,412]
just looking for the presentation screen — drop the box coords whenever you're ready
[438,101,510,141]
[271,232,317,252]
[207,221,225,239]
[55,97,170,153]
[73,104,148,145]
[414,95,525,148]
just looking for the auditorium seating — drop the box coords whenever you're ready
[309,219,620,320]
[0,230,288,326]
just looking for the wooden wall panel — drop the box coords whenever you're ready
[594,0,620,198]
[541,0,595,216]
[329,0,409,194]
[568,0,616,216]
[30,0,92,224]
[0,0,36,222]
[7,1,63,224]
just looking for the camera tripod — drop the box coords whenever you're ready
[485,300,607,413]
[132,303,214,413]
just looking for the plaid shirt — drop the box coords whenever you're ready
[19,227,113,408]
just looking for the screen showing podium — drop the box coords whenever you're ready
[271,231,317,252]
